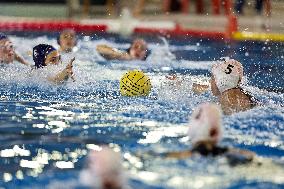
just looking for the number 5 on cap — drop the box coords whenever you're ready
[225,64,234,74]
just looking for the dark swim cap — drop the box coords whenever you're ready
[0,33,8,40]
[126,48,150,61]
[33,44,56,68]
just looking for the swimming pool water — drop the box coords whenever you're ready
[0,32,284,189]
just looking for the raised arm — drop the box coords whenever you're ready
[163,150,192,159]
[48,57,75,84]
[226,148,255,166]
[192,83,210,94]
[96,44,132,60]
[14,52,30,66]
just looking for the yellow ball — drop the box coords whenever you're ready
[120,70,152,96]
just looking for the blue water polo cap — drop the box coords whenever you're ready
[0,33,8,40]
[33,44,56,68]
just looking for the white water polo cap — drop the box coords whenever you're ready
[211,59,244,93]
[80,146,127,189]
[188,103,223,144]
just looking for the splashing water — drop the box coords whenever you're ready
[0,33,283,189]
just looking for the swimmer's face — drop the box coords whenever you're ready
[129,39,147,60]
[210,75,221,96]
[59,30,76,52]
[45,50,61,66]
[0,39,15,63]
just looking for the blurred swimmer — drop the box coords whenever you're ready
[164,103,255,166]
[57,29,77,53]
[80,146,129,189]
[96,38,149,60]
[32,44,75,83]
[211,59,257,115]
[0,33,29,65]
[192,59,257,115]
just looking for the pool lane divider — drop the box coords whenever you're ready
[233,31,284,42]
[134,24,226,40]
[1,16,284,42]
[0,20,107,32]
[0,19,231,40]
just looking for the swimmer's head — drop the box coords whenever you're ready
[129,39,148,60]
[58,29,76,52]
[188,103,223,145]
[0,33,8,41]
[33,44,59,68]
[211,59,243,95]
[0,34,15,64]
[80,146,126,189]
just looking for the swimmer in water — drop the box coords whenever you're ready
[57,29,77,53]
[193,59,257,115]
[32,44,75,83]
[96,38,149,60]
[80,146,128,189]
[0,33,29,65]
[164,103,255,166]
[211,59,257,114]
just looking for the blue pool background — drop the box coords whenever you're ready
[0,32,283,189]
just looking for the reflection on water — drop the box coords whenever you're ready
[0,34,283,189]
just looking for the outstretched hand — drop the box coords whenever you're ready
[65,57,75,82]
[96,44,132,60]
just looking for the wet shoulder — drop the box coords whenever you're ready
[221,88,257,113]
